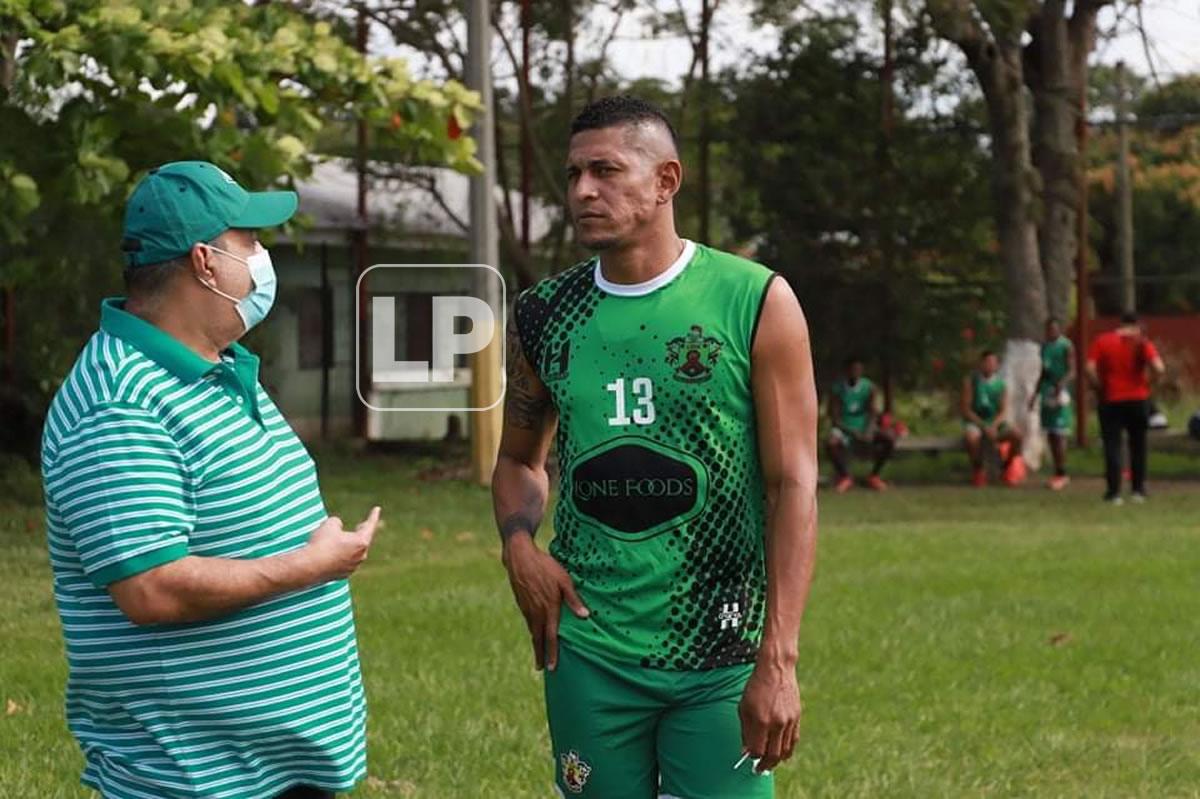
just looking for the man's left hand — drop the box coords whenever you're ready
[738,660,802,774]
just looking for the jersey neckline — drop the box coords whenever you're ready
[593,239,696,297]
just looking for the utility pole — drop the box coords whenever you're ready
[520,0,532,252]
[698,0,711,244]
[466,0,503,485]
[352,4,370,439]
[2,287,13,386]
[1115,61,1136,313]
[1074,72,1091,448]
[878,0,896,412]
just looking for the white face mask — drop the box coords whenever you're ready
[199,243,277,332]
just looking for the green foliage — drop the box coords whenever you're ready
[723,14,1001,388]
[1136,75,1200,128]
[0,0,481,203]
[1088,74,1200,314]
[0,0,480,422]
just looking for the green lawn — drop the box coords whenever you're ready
[2,446,1200,798]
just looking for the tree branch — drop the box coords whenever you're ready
[367,165,469,233]
[493,18,567,208]
[368,4,463,80]
[1,33,18,93]
[588,1,627,94]
[1068,0,1114,85]
[926,0,995,78]
[672,0,699,53]
[494,107,519,245]
[1132,0,1161,89]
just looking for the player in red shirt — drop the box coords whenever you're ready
[1086,312,1166,504]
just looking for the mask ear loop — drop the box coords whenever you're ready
[196,244,246,305]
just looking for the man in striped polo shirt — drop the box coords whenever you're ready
[41,161,381,799]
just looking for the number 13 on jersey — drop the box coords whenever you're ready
[606,377,656,426]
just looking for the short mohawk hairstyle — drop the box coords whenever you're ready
[570,95,679,149]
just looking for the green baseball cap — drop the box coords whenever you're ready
[121,160,298,267]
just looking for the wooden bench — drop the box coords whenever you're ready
[895,435,961,456]
[1148,429,1196,453]
[892,430,1194,456]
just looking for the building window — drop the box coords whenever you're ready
[398,293,470,368]
[405,293,435,361]
[297,288,329,370]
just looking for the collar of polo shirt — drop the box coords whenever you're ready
[100,297,261,400]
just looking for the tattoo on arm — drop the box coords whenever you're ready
[500,513,539,542]
[498,477,547,543]
[505,319,550,430]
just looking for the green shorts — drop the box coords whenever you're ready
[963,420,1011,437]
[544,642,774,798]
[829,424,868,446]
[1040,400,1074,436]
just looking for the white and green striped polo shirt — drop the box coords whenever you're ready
[41,298,366,799]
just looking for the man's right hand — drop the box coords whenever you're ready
[304,507,382,582]
[503,533,589,671]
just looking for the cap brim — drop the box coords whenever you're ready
[230,190,298,228]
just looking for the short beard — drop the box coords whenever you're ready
[576,229,622,251]
[582,237,620,252]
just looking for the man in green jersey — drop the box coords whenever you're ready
[961,350,1025,487]
[826,356,895,493]
[493,96,818,798]
[1026,318,1075,490]
[41,162,380,799]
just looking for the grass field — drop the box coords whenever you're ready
[2,445,1199,798]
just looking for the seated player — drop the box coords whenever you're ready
[1026,318,1074,490]
[826,357,895,492]
[961,350,1025,487]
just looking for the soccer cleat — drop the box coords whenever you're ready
[834,476,854,494]
[1047,474,1070,491]
[866,474,888,492]
[1130,492,1148,504]
[971,468,987,488]
[1003,456,1027,486]
[1103,494,1124,506]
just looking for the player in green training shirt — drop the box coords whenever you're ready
[826,356,895,493]
[961,350,1026,487]
[493,96,818,798]
[1026,318,1075,490]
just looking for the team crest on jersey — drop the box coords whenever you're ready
[560,750,592,793]
[665,324,723,383]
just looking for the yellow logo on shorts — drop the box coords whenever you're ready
[560,749,592,793]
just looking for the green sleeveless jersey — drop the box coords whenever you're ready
[969,371,1006,423]
[515,241,776,671]
[1039,336,1072,398]
[833,378,874,433]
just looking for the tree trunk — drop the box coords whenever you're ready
[929,1,1112,470]
[1028,4,1078,324]
[1,33,18,94]
[979,44,1046,342]
[983,48,1046,467]
[1028,1,1108,323]
[927,1,1046,465]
